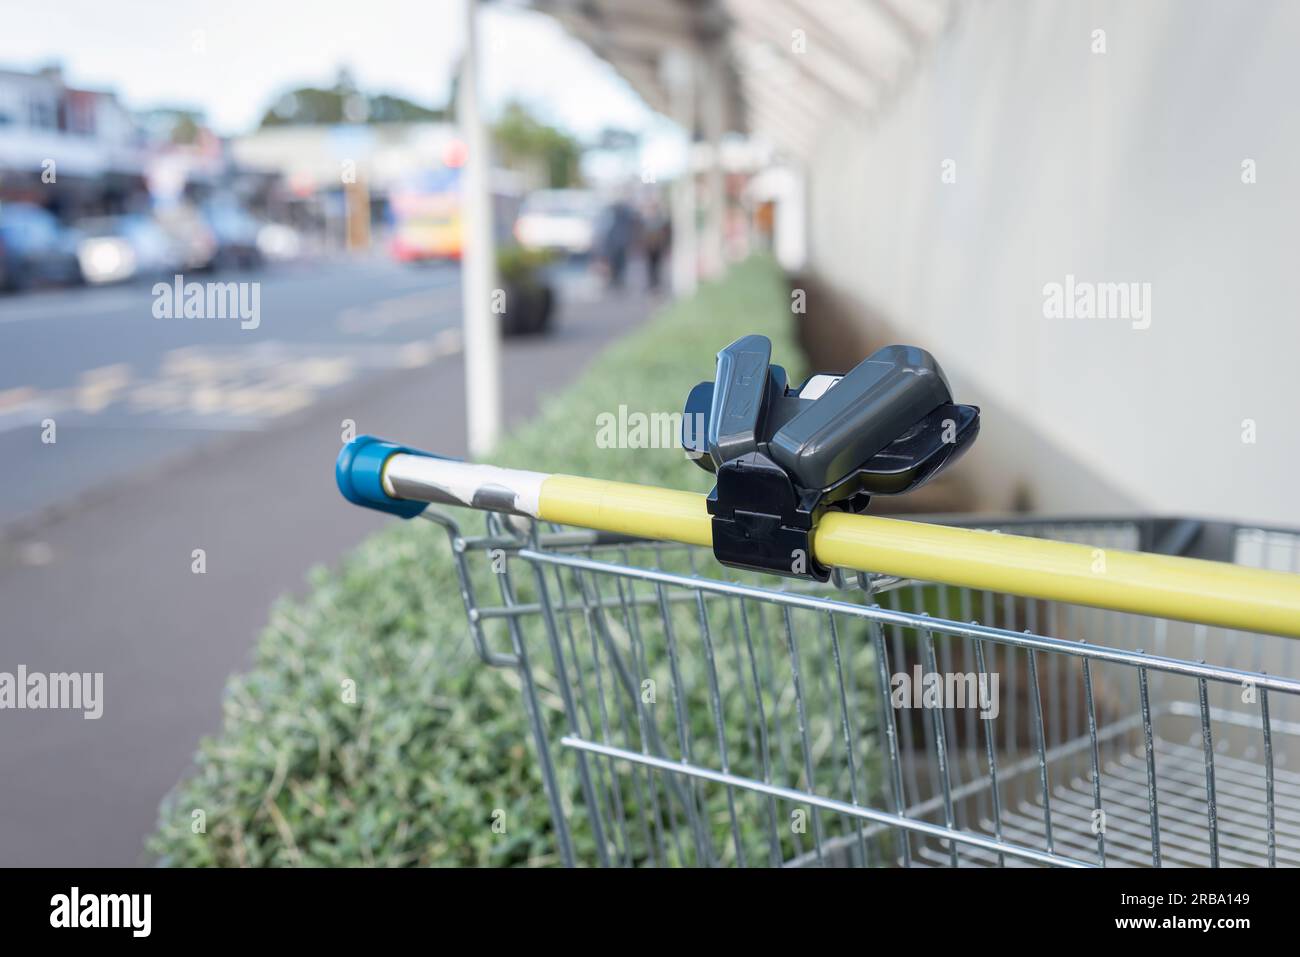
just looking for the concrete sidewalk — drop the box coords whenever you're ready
[0,280,659,866]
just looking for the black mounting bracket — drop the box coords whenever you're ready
[682,335,980,581]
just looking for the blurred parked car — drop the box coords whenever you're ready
[74,214,186,285]
[153,203,219,271]
[200,198,264,270]
[255,222,303,262]
[513,189,601,257]
[0,203,83,292]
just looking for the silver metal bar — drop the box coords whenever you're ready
[782,605,826,864]
[885,591,923,838]
[530,560,611,866]
[863,574,915,868]
[827,611,870,867]
[593,566,702,865]
[1262,688,1277,867]
[972,633,1006,867]
[757,602,803,858]
[1081,650,1106,865]
[616,568,683,866]
[923,628,959,866]
[695,591,746,865]
[420,511,517,667]
[550,566,611,835]
[559,736,1095,868]
[738,599,785,866]
[609,571,665,867]
[516,549,1300,695]
[1138,666,1161,867]
[1027,648,1055,855]
[496,551,575,865]
[573,570,632,866]
[1197,677,1220,867]
[655,582,713,865]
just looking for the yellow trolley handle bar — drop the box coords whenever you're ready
[375,453,1300,640]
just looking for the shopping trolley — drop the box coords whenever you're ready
[337,335,1300,867]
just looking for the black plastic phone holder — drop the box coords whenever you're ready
[682,335,979,582]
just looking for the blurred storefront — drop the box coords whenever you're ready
[0,64,149,218]
[232,122,457,250]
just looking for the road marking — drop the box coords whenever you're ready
[76,364,133,414]
[0,386,37,412]
[0,331,464,435]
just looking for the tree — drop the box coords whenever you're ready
[258,66,444,128]
[491,101,582,188]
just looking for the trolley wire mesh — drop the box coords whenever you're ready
[427,510,1300,868]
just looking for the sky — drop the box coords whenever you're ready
[0,0,669,142]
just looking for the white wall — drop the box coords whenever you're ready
[807,0,1300,526]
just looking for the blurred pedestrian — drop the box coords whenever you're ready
[598,200,640,291]
[640,200,670,293]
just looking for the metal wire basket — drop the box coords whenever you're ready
[424,510,1300,868]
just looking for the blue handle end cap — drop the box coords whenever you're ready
[335,434,431,519]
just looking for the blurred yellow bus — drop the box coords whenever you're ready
[388,167,522,262]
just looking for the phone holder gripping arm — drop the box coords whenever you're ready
[682,335,980,581]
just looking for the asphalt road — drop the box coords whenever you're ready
[0,258,465,527]
[0,257,654,866]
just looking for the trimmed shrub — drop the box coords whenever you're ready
[150,255,807,866]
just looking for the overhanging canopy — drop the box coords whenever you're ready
[530,0,953,160]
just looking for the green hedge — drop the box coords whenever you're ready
[150,255,804,866]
